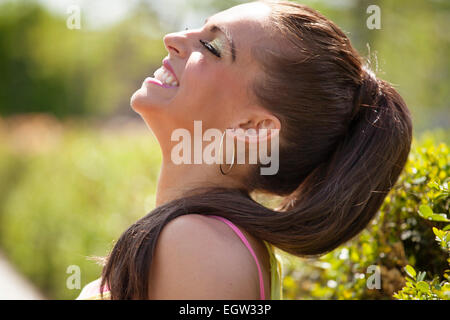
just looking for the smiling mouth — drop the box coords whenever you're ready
[145,58,180,88]
[153,66,179,87]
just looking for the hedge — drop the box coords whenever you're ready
[280,130,449,300]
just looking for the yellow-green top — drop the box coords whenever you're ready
[263,240,283,300]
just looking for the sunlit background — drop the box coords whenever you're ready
[0,0,448,299]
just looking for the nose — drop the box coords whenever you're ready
[163,31,189,59]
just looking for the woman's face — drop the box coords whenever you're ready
[131,2,276,156]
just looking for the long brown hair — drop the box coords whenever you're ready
[101,1,413,299]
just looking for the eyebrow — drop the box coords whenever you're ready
[204,17,236,62]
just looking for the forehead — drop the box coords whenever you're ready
[210,2,271,25]
[208,2,273,59]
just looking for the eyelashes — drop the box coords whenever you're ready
[199,39,221,58]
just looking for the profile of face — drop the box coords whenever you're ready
[130,1,280,159]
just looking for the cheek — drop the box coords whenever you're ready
[176,56,232,109]
[194,61,245,104]
[197,67,240,125]
[187,55,224,92]
[169,55,250,130]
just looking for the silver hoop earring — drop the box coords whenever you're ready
[218,129,235,175]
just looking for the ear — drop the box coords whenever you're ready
[229,112,281,145]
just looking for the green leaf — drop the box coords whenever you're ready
[430,213,450,222]
[434,192,448,201]
[416,281,430,293]
[417,271,426,282]
[433,227,444,240]
[405,265,417,279]
[427,181,440,190]
[418,205,433,218]
[428,213,450,222]
[418,205,450,222]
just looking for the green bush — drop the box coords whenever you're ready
[280,129,449,300]
[0,115,448,300]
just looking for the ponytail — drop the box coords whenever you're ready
[274,68,413,253]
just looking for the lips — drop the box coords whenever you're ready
[162,58,179,84]
[145,57,180,88]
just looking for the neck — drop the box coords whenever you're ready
[155,158,242,207]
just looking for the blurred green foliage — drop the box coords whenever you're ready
[0,115,161,299]
[0,0,166,117]
[280,129,449,300]
[292,0,450,133]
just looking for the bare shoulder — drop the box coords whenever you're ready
[148,214,259,299]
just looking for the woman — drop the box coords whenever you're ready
[78,0,412,300]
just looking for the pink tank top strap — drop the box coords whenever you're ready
[208,215,265,300]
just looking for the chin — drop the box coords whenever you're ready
[130,88,157,115]
[129,88,171,137]
[130,88,144,111]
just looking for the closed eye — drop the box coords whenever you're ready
[199,39,221,58]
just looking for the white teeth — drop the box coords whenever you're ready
[154,68,164,80]
[153,66,179,87]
